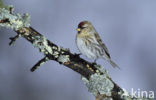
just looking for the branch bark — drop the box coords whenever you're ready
[0,4,153,100]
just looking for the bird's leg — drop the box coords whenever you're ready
[92,59,97,65]
[94,59,97,63]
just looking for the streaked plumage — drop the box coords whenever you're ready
[76,21,119,69]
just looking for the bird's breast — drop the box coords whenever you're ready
[76,36,98,59]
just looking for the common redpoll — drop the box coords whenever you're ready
[76,21,120,69]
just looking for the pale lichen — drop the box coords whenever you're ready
[53,51,59,56]
[0,7,30,30]
[52,46,58,50]
[82,72,114,97]
[32,36,53,55]
[60,46,70,52]
[82,64,114,97]
[94,64,107,73]
[57,55,70,64]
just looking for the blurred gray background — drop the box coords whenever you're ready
[0,0,156,100]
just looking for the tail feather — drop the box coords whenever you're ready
[109,59,120,69]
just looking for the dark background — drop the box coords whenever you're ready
[0,0,155,100]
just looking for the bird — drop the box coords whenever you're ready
[75,21,120,69]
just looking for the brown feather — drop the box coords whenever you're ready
[94,33,110,58]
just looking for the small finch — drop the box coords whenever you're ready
[76,21,120,69]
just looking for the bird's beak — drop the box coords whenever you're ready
[76,28,81,32]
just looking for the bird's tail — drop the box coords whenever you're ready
[108,59,120,69]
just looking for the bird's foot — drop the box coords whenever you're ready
[74,53,81,58]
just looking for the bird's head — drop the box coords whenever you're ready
[77,21,94,35]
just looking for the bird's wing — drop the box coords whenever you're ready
[94,33,111,58]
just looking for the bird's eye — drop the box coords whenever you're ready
[80,24,87,29]
[78,22,87,29]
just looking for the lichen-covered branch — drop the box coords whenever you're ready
[0,4,153,100]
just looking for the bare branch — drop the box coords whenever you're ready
[31,56,49,72]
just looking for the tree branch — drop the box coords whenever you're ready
[0,4,153,100]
